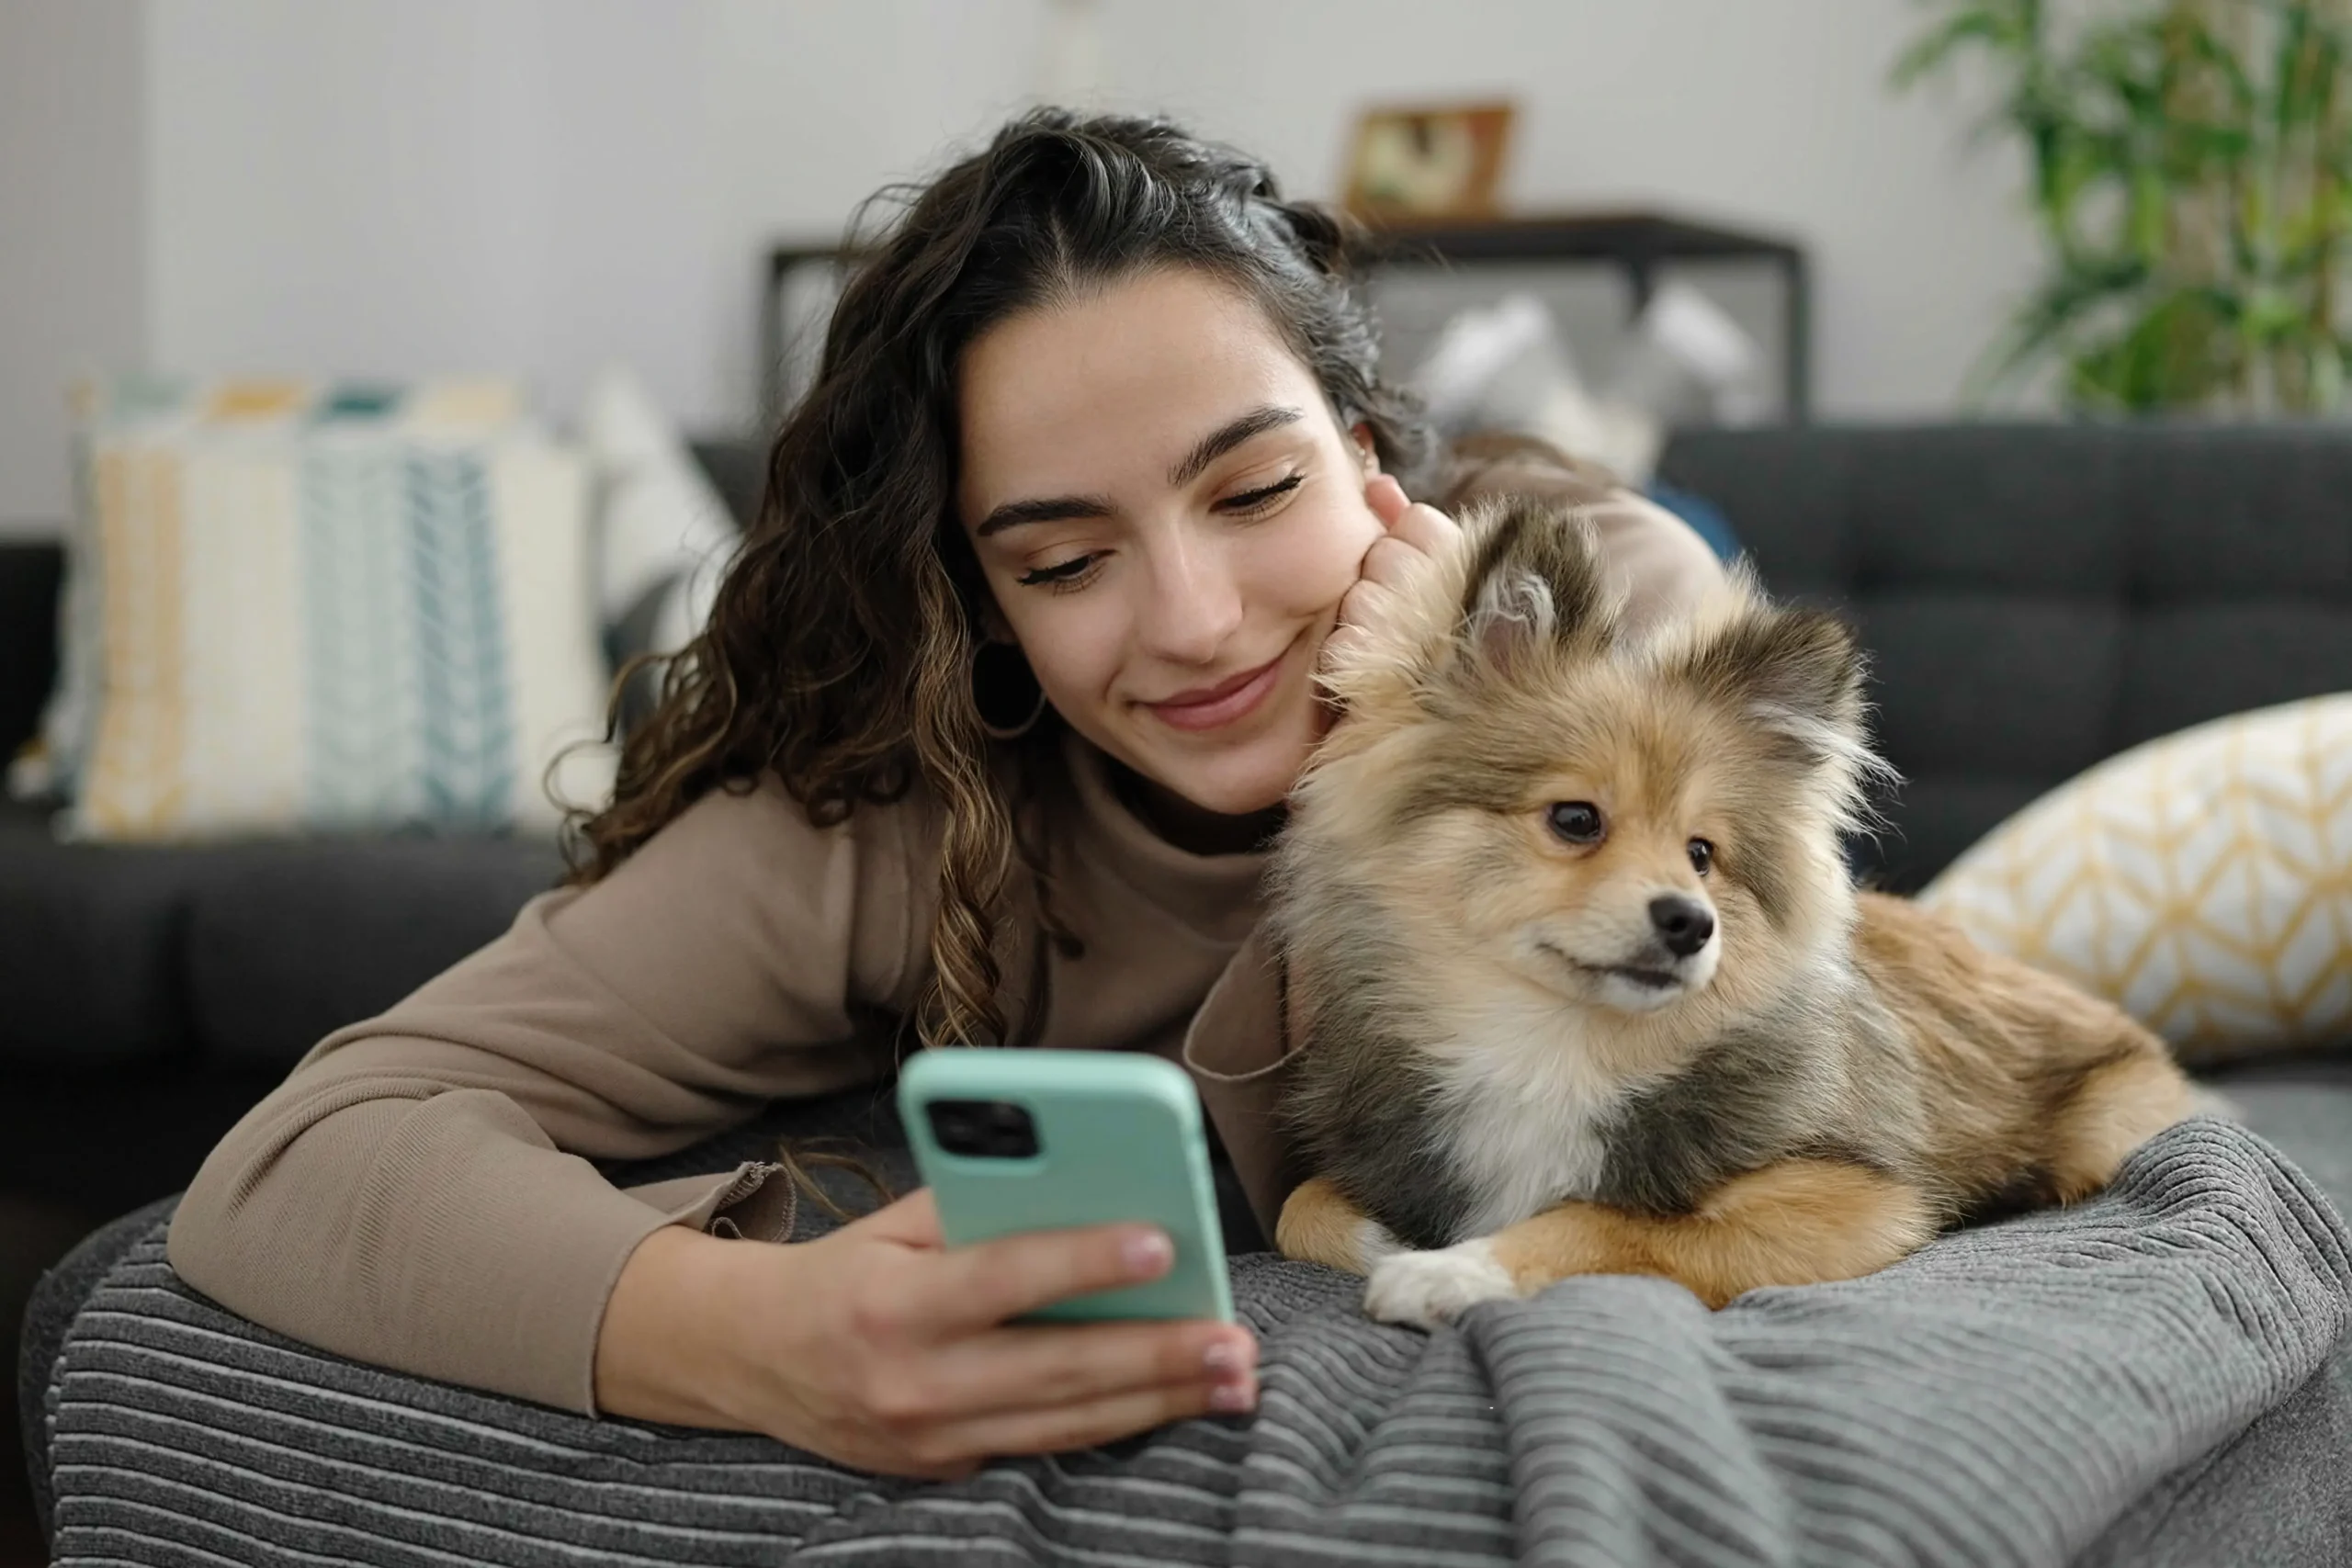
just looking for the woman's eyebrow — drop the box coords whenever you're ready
[976,493,1114,537]
[975,403,1306,539]
[1168,404,1305,488]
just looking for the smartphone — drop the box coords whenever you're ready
[899,1048,1234,1324]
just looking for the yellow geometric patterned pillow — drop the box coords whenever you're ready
[1918,694,2352,1065]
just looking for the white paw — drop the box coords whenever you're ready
[1363,1239,1518,1328]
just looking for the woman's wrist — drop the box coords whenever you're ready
[592,1223,765,1431]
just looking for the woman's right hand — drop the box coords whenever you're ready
[594,1189,1258,1480]
[1323,474,1464,677]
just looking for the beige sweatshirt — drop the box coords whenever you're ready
[166,476,1725,1419]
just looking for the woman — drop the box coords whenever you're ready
[166,109,1723,1481]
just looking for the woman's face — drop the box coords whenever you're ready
[956,267,1385,824]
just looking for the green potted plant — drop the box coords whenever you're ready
[1898,0,2352,413]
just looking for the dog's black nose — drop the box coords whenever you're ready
[1649,896,1715,957]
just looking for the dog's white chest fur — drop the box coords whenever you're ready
[1430,995,1629,1241]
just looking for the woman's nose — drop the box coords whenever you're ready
[1135,536,1244,664]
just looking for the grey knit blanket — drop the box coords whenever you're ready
[40,1118,2352,1567]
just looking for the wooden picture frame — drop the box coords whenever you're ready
[1340,100,1517,224]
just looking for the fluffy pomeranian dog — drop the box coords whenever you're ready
[1270,495,2200,1329]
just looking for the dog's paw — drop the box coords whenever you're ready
[1363,1240,1518,1328]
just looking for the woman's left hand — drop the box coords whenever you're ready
[1324,475,1463,674]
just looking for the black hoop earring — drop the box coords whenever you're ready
[971,638,1047,741]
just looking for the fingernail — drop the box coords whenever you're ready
[1123,1230,1173,1278]
[1204,1338,1250,1374]
[1209,1382,1256,1414]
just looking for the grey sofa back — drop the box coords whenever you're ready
[1657,423,2352,890]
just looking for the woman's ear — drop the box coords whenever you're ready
[1351,421,1382,476]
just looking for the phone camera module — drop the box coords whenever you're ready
[928,1099,1039,1159]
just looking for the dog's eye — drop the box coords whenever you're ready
[1688,838,1715,875]
[1546,801,1604,844]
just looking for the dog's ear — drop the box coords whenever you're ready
[1456,495,1616,678]
[1682,604,1882,781]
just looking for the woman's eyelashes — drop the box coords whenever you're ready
[1011,469,1308,592]
[1017,555,1098,590]
[1219,469,1306,515]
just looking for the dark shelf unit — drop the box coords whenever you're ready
[1356,210,1811,421]
[763,208,1811,423]
[760,242,850,425]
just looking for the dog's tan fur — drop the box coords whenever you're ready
[1268,495,2200,1325]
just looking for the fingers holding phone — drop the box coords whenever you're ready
[706,1189,1254,1479]
[599,1051,1256,1481]
[898,1049,1251,1465]
[888,1209,1260,1464]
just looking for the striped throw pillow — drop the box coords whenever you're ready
[51,376,616,840]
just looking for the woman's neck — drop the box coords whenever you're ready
[1110,761,1284,857]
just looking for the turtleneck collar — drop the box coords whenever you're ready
[1058,728,1270,945]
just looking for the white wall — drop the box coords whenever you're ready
[148,1,713,426]
[0,0,2041,532]
[0,0,149,533]
[144,0,1051,439]
[699,0,1052,418]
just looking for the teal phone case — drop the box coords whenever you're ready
[899,1049,1234,1324]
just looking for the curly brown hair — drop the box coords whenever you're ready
[556,108,1434,1053]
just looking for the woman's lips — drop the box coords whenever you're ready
[1144,642,1292,733]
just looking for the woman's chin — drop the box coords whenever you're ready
[1155,734,1312,820]
[1097,683,1322,828]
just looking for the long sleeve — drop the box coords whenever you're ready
[166,773,934,1416]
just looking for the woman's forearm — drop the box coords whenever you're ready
[593,1224,763,1428]
[166,1077,731,1415]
